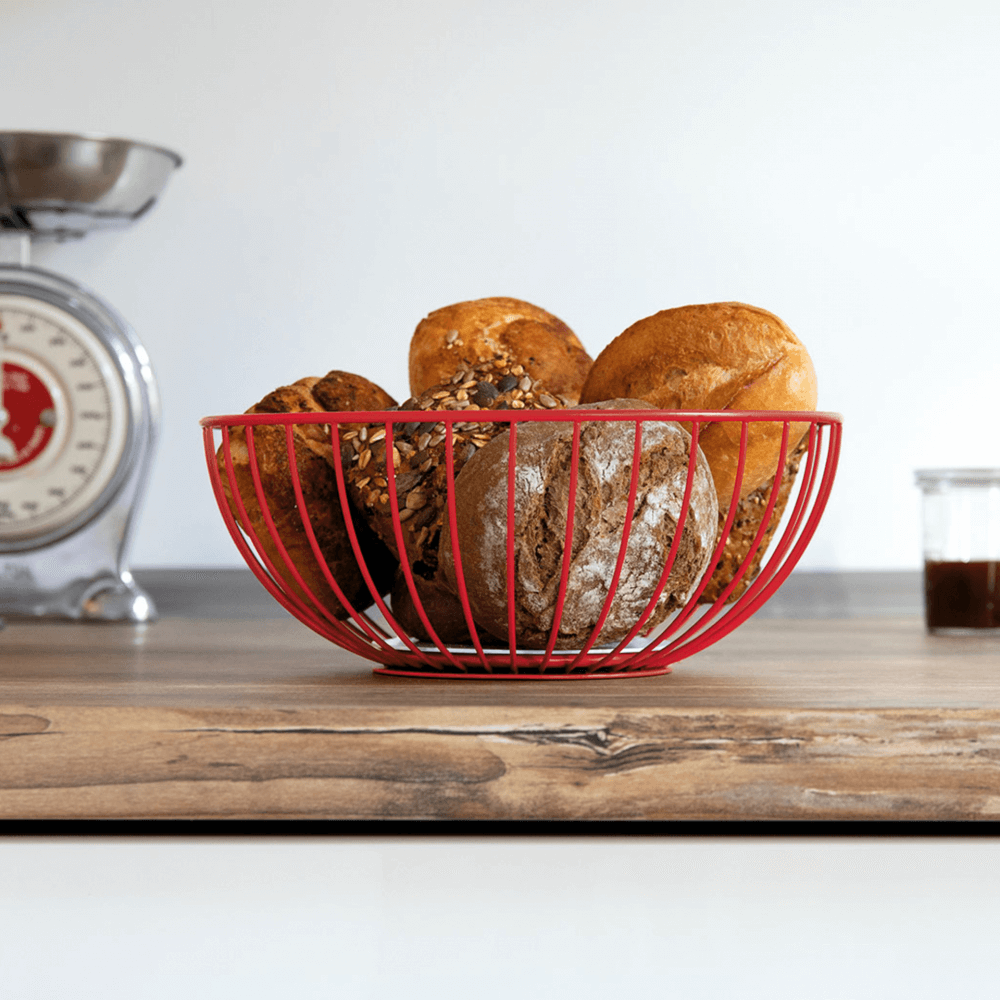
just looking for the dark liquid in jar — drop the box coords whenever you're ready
[924,560,1000,630]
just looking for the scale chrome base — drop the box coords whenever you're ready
[1,562,155,623]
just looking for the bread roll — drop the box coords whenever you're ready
[580,302,817,511]
[344,353,565,582]
[218,372,398,619]
[439,400,718,649]
[699,435,808,604]
[409,296,592,403]
[390,568,479,646]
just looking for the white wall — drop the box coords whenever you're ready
[2,0,998,570]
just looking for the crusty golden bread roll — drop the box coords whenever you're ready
[217,372,398,619]
[409,296,592,403]
[579,302,817,511]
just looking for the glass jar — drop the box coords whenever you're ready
[915,469,1000,634]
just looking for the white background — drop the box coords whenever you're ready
[3,0,999,570]
[2,3,998,993]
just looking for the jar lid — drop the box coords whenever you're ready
[915,468,1000,489]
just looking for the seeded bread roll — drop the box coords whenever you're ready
[218,372,398,619]
[409,296,592,404]
[580,302,817,511]
[344,353,566,581]
[439,399,718,649]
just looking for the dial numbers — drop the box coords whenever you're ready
[0,295,128,541]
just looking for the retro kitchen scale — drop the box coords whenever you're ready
[0,131,181,623]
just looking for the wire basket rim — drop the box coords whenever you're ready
[201,409,843,427]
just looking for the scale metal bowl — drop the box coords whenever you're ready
[0,130,182,241]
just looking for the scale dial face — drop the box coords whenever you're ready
[0,292,130,545]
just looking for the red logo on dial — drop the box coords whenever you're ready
[0,362,56,470]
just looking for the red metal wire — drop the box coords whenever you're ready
[201,408,842,678]
[637,419,791,668]
[566,419,646,671]
[583,417,708,674]
[505,420,518,669]
[539,420,583,672]
[205,425,381,658]
[593,418,750,672]
[281,423,395,655]
[442,421,491,672]
[383,419,469,672]
[322,421,407,657]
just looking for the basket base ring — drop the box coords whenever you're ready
[372,665,672,680]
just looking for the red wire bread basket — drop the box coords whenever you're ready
[202,408,842,678]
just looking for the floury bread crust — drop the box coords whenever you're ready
[408,296,593,404]
[580,302,817,511]
[217,372,398,619]
[440,400,718,649]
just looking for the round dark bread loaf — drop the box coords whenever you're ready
[217,371,398,619]
[439,399,719,648]
[409,296,592,404]
[343,353,566,582]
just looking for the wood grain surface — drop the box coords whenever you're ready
[1,572,999,821]
[3,701,1000,820]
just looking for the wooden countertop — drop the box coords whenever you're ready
[2,570,999,822]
